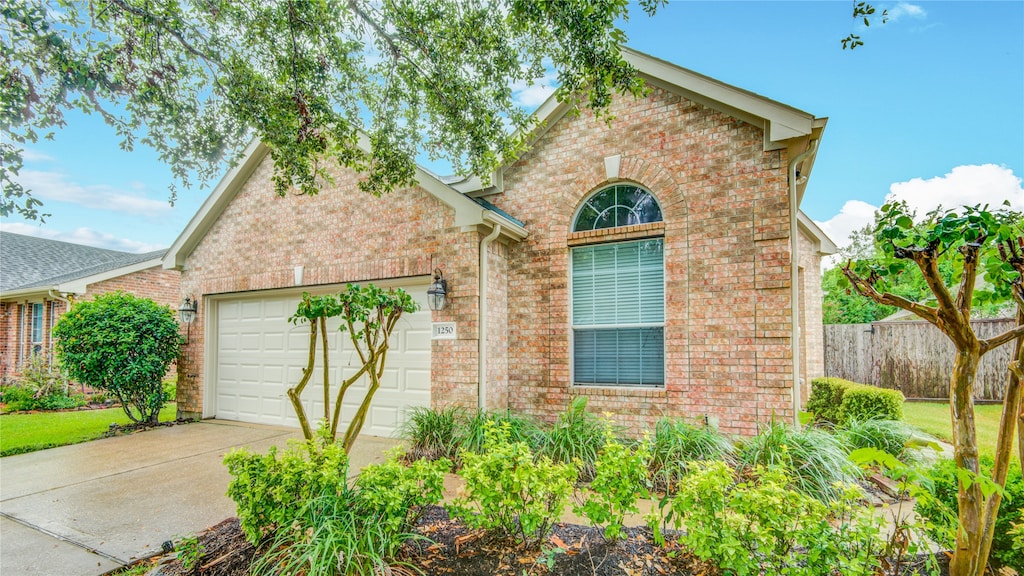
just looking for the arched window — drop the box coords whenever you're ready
[572,185,663,232]
[570,185,664,387]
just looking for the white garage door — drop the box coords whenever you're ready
[213,285,431,437]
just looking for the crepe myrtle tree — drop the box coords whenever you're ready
[52,291,180,424]
[840,201,1024,576]
[287,284,417,452]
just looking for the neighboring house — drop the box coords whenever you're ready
[0,232,181,381]
[163,48,836,436]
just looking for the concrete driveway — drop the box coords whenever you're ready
[0,420,399,576]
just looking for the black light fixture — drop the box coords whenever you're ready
[427,269,448,311]
[178,296,197,325]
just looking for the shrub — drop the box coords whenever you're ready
[807,377,904,424]
[574,421,651,540]
[537,396,608,482]
[53,292,180,424]
[398,405,465,462]
[646,417,734,492]
[356,447,451,533]
[457,409,543,454]
[841,385,903,423]
[451,421,576,548]
[162,378,177,402]
[837,418,913,461]
[664,461,884,575]
[0,355,84,412]
[224,430,350,544]
[916,457,1024,570]
[737,420,856,502]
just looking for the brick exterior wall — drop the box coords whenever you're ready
[176,155,489,418]
[175,85,823,436]
[0,266,181,382]
[798,228,826,405]
[491,87,798,436]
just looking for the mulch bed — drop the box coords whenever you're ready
[127,508,950,576]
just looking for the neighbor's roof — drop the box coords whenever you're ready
[0,232,164,297]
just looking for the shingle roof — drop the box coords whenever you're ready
[0,232,165,294]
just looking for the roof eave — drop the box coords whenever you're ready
[797,211,838,256]
[1,257,165,300]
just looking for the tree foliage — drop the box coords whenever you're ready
[840,201,1024,575]
[2,0,666,219]
[287,284,417,451]
[52,291,180,424]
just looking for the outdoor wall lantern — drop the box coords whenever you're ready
[427,269,448,311]
[178,296,197,325]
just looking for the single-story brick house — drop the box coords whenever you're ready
[163,48,836,436]
[0,232,181,381]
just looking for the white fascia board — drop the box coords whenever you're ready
[0,287,51,301]
[797,211,838,255]
[621,48,816,145]
[163,139,269,270]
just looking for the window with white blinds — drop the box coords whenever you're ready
[571,239,664,386]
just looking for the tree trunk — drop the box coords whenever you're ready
[949,347,986,576]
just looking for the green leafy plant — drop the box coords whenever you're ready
[838,418,914,461]
[53,293,180,424]
[398,405,466,462]
[807,377,904,424]
[848,447,946,575]
[737,419,855,502]
[224,427,350,544]
[176,534,204,574]
[537,396,607,482]
[574,419,650,540]
[664,461,884,575]
[355,447,451,533]
[915,456,1023,570]
[457,409,544,455]
[451,421,576,548]
[646,416,734,493]
[1,355,84,412]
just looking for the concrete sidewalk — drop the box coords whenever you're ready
[0,420,399,576]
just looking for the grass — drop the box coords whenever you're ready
[902,401,1018,462]
[0,403,177,457]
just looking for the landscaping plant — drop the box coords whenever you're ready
[53,292,180,424]
[646,416,734,492]
[841,202,1024,574]
[398,405,466,462]
[537,395,608,482]
[664,461,885,576]
[838,418,915,461]
[1,354,84,412]
[287,285,417,450]
[737,419,855,503]
[355,447,451,534]
[451,421,576,548]
[574,419,651,540]
[457,408,544,455]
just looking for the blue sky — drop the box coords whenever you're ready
[3,1,1022,259]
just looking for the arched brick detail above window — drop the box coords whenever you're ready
[565,155,688,227]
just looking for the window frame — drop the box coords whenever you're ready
[569,184,666,389]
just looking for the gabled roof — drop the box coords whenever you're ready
[0,232,164,298]
[797,212,838,256]
[162,138,529,270]
[449,47,827,201]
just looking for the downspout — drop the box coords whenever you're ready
[478,223,502,410]
[787,139,818,427]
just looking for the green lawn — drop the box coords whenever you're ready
[903,401,1018,462]
[0,404,177,457]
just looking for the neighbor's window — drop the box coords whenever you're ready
[571,185,664,386]
[30,303,44,354]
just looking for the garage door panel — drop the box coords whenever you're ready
[215,287,430,436]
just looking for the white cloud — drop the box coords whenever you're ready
[886,2,927,23]
[15,170,172,217]
[19,148,55,163]
[511,71,558,108]
[0,223,165,253]
[816,164,1024,266]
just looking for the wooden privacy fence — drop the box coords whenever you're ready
[823,319,1017,401]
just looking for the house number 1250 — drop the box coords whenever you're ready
[431,322,457,340]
